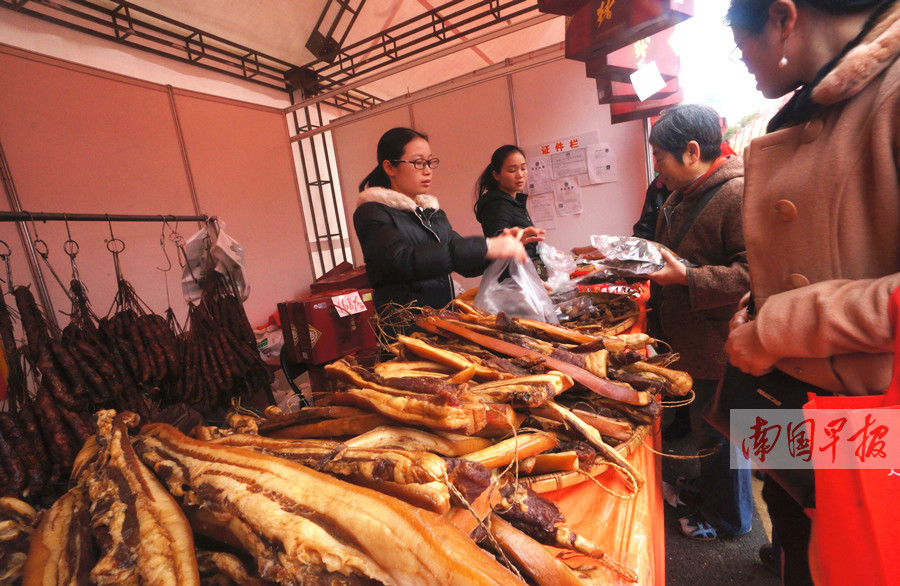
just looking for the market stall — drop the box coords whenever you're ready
[0,3,687,582]
[0,248,675,584]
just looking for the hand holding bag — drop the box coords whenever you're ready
[802,286,900,585]
[474,258,558,324]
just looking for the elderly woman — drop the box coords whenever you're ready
[724,1,900,582]
[644,104,752,542]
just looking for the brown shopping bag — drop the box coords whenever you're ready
[802,286,900,585]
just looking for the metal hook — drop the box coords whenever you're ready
[62,213,81,280]
[156,216,173,272]
[27,212,50,260]
[0,240,12,294]
[105,215,125,281]
[27,213,70,300]
[169,226,197,284]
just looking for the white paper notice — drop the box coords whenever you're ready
[630,60,666,102]
[553,179,583,216]
[527,192,557,230]
[587,143,618,184]
[550,149,588,180]
[528,156,552,194]
[331,291,366,317]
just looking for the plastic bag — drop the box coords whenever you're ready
[538,242,577,295]
[474,258,558,324]
[588,234,695,278]
[181,220,250,302]
[801,285,900,586]
[255,324,283,363]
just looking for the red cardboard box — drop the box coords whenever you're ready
[309,262,370,295]
[278,288,377,365]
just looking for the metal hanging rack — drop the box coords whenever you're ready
[0,211,215,327]
[0,212,212,223]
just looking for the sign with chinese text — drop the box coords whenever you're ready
[730,409,900,470]
[565,0,694,62]
[586,27,679,81]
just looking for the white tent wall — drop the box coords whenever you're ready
[331,106,415,270]
[0,42,313,328]
[0,9,288,108]
[333,57,648,293]
[1,8,650,325]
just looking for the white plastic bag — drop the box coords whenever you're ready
[538,241,577,295]
[474,258,558,324]
[181,220,250,302]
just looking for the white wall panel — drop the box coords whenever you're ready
[410,77,517,292]
[330,58,649,296]
[511,58,648,253]
[332,107,413,267]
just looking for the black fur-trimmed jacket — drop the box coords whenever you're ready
[474,189,538,258]
[353,187,488,311]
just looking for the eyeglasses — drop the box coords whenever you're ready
[392,158,440,170]
[729,33,752,64]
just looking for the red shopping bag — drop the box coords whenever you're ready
[802,286,900,585]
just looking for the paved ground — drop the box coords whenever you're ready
[660,409,780,586]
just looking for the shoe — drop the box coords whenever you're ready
[662,476,701,508]
[678,512,718,541]
[759,544,779,576]
[662,413,692,441]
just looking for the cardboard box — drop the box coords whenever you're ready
[309,262,370,295]
[278,288,377,365]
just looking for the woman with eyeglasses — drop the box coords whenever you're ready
[473,145,545,263]
[353,127,531,322]
[723,1,900,583]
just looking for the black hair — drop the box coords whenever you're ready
[474,145,526,200]
[725,0,890,33]
[358,127,429,191]
[649,104,723,163]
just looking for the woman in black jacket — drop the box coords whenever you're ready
[473,145,544,260]
[353,128,530,318]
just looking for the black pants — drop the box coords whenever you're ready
[761,476,813,586]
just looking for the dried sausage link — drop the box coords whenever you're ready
[12,285,50,349]
[138,314,168,381]
[15,402,51,480]
[0,413,44,499]
[148,313,181,374]
[73,338,123,399]
[37,347,80,409]
[0,426,27,497]
[33,389,76,471]
[50,341,90,402]
[56,402,94,445]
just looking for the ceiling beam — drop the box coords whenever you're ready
[286,11,558,114]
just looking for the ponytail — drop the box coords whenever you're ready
[359,165,391,191]
[359,127,429,191]
[473,163,498,206]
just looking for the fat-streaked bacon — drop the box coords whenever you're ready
[134,422,523,586]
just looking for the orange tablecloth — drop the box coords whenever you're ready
[544,280,664,584]
[544,429,664,585]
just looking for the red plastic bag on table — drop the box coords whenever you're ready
[802,285,900,585]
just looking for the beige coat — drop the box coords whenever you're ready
[744,4,900,395]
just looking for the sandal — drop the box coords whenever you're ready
[678,513,718,541]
